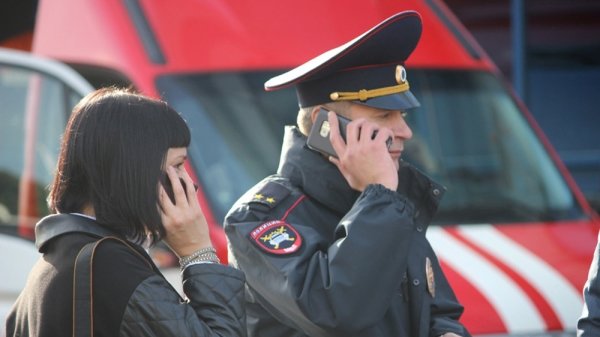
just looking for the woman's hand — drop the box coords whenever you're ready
[159,166,212,257]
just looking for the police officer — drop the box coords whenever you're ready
[224,11,470,337]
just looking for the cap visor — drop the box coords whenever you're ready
[357,90,420,110]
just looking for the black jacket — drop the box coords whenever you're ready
[5,213,246,337]
[224,126,470,337]
[578,232,600,336]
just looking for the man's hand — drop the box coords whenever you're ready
[327,111,398,192]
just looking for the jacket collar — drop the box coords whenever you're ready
[277,126,360,215]
[35,213,116,253]
[276,126,445,222]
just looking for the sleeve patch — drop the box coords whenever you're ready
[250,220,302,255]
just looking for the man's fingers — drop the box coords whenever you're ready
[329,155,340,167]
[360,122,377,142]
[344,117,363,148]
[373,126,394,146]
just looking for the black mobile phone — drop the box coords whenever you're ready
[306,108,350,158]
[161,174,189,204]
[306,108,392,158]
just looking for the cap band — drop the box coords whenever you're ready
[330,81,410,102]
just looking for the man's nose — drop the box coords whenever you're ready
[392,112,413,140]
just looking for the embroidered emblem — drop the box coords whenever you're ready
[250,220,302,255]
[426,257,435,298]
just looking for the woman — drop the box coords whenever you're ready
[5,88,246,337]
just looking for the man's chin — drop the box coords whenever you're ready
[393,158,401,171]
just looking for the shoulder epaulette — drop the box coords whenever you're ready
[248,181,291,209]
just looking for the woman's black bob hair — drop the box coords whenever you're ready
[49,87,190,244]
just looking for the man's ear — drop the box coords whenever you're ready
[310,106,322,124]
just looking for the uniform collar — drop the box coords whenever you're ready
[277,126,360,215]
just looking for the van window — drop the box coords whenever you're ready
[157,71,297,220]
[0,63,77,234]
[406,70,582,224]
[157,69,584,225]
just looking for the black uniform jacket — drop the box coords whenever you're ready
[5,213,246,337]
[578,233,600,336]
[224,126,470,337]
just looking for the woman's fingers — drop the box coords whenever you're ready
[179,168,199,208]
[159,165,211,256]
[165,166,188,206]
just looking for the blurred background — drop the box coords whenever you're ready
[4,0,598,210]
[447,0,600,212]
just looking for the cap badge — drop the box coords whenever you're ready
[426,257,435,298]
[395,65,407,84]
[250,220,302,255]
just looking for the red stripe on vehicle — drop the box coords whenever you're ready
[439,260,506,334]
[446,227,562,330]
[495,222,596,291]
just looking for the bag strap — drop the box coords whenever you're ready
[72,236,154,337]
